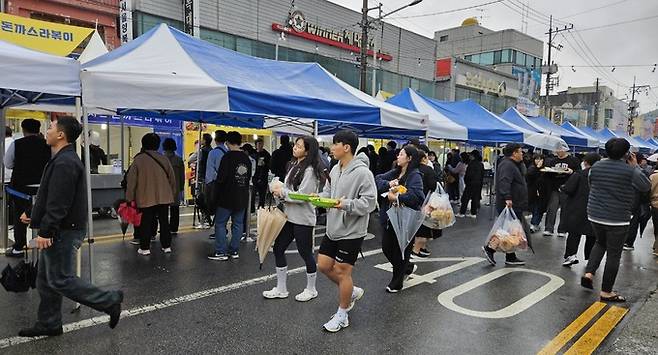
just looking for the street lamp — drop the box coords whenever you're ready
[363,0,424,96]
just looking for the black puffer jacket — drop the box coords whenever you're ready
[495,157,528,212]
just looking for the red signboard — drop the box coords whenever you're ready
[435,58,452,79]
[272,23,393,62]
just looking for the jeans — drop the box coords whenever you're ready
[138,205,171,250]
[36,229,121,329]
[545,191,568,233]
[273,222,316,273]
[214,207,245,254]
[585,223,629,293]
[530,201,544,227]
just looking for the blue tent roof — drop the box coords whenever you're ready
[81,24,427,138]
[527,116,596,147]
[561,122,604,145]
[500,108,543,133]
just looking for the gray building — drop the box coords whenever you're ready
[434,18,544,115]
[545,85,628,130]
[129,0,437,98]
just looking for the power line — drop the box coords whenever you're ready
[560,0,629,20]
[389,0,504,19]
[573,14,658,33]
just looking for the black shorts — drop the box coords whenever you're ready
[417,225,443,239]
[318,235,364,266]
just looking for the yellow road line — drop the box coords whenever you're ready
[564,305,628,355]
[537,301,607,355]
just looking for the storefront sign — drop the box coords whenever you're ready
[457,72,508,97]
[272,10,392,61]
[119,0,133,43]
[435,58,452,81]
[88,115,181,130]
[0,13,93,56]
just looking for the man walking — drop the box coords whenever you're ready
[482,143,528,266]
[207,131,252,260]
[270,135,293,181]
[19,116,123,337]
[580,138,650,302]
[253,138,270,208]
[543,147,580,237]
[317,130,377,332]
[4,119,50,257]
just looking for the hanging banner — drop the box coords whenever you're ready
[88,115,181,130]
[182,0,200,38]
[0,13,93,56]
[119,0,133,43]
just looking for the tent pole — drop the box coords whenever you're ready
[0,107,7,250]
[120,115,125,171]
[490,142,498,221]
[80,100,95,284]
[193,116,203,227]
[313,120,318,138]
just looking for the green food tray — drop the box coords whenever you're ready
[309,197,339,208]
[288,193,312,201]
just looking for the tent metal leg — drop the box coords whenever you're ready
[490,143,498,221]
[193,119,203,227]
[80,101,95,284]
[120,116,125,171]
[0,107,7,250]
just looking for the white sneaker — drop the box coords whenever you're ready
[543,231,553,237]
[455,214,465,218]
[557,233,567,238]
[466,214,477,219]
[530,225,538,233]
[323,314,349,332]
[295,289,318,302]
[346,286,364,311]
[137,249,150,256]
[161,247,172,254]
[262,287,289,299]
[562,255,579,266]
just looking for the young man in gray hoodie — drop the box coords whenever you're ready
[317,130,377,333]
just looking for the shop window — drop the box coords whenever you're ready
[605,109,613,119]
[464,54,472,62]
[455,87,469,101]
[236,38,252,56]
[480,52,494,65]
[440,35,449,42]
[493,50,502,65]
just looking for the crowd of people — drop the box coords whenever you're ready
[4,115,658,336]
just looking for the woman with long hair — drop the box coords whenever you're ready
[376,145,425,293]
[264,136,325,302]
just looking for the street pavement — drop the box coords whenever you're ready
[1,205,657,354]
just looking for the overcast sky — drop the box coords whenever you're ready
[328,0,658,114]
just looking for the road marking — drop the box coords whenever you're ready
[564,305,628,355]
[437,268,565,319]
[0,248,383,349]
[374,257,485,290]
[537,301,607,355]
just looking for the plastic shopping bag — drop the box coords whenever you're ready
[422,184,455,230]
[486,208,528,253]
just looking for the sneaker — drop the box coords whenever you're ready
[556,233,567,238]
[230,252,239,259]
[623,245,634,251]
[262,287,289,299]
[323,314,349,333]
[195,224,206,230]
[346,286,364,311]
[482,246,496,266]
[137,249,150,256]
[385,286,400,293]
[466,214,477,219]
[419,248,431,257]
[405,264,418,281]
[455,214,465,218]
[543,231,553,237]
[529,225,538,233]
[107,290,124,329]
[295,289,318,302]
[161,247,172,254]
[207,253,229,261]
[18,325,63,337]
[129,239,140,245]
[411,251,427,259]
[562,255,579,267]
[5,248,25,258]
[505,257,526,266]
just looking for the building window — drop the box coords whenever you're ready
[515,51,526,66]
[605,108,613,119]
[480,52,494,65]
[464,54,472,62]
[440,35,449,42]
[471,53,481,65]
[501,49,511,63]
[493,50,502,64]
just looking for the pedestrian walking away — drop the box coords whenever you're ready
[207,131,252,260]
[561,153,601,266]
[649,170,658,256]
[263,136,324,302]
[482,143,529,266]
[253,138,271,209]
[317,130,377,333]
[581,138,650,303]
[163,138,185,235]
[270,135,293,181]
[18,116,123,337]
[543,147,580,237]
[624,153,652,250]
[459,150,484,218]
[376,145,425,293]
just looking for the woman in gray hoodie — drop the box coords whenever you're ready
[265,136,325,302]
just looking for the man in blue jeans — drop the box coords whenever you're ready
[19,116,123,337]
[207,131,252,261]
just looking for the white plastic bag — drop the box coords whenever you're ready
[486,208,528,253]
[422,184,455,230]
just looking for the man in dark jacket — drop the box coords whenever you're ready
[18,117,123,337]
[561,153,601,266]
[581,138,650,302]
[482,143,528,266]
[543,147,581,237]
[459,150,485,217]
[270,135,293,181]
[253,138,271,208]
[4,118,50,257]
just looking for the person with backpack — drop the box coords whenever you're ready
[125,133,177,256]
[207,132,252,260]
[263,136,324,302]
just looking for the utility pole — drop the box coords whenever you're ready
[544,16,573,121]
[593,78,599,129]
[371,4,383,97]
[360,0,369,93]
[628,75,651,135]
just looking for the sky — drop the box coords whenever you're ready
[328,0,658,115]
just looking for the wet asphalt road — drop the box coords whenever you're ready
[1,205,657,354]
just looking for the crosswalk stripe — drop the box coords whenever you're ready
[563,305,628,355]
[537,301,606,355]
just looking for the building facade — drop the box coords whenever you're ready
[546,85,629,131]
[434,18,543,115]
[4,0,120,49]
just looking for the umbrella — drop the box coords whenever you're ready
[118,216,130,240]
[1,259,38,293]
[525,133,569,152]
[255,206,287,269]
[386,204,425,259]
[648,153,658,162]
